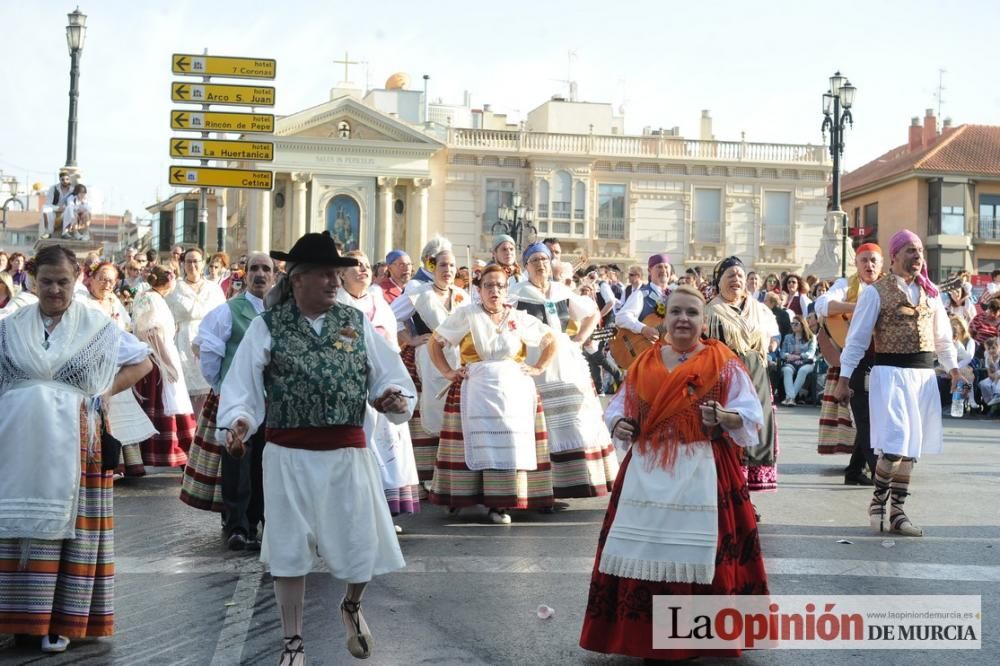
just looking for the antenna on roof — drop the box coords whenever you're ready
[933,68,946,120]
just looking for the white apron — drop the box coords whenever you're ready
[460,360,538,470]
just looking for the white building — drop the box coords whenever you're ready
[226,75,831,275]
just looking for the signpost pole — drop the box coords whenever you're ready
[198,48,209,251]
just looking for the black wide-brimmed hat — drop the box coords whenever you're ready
[269,231,359,267]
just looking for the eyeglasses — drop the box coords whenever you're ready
[527,257,550,265]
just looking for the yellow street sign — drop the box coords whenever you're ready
[172,54,276,80]
[169,166,273,190]
[171,82,275,107]
[170,110,274,133]
[170,138,274,161]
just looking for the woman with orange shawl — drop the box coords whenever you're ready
[580,285,767,661]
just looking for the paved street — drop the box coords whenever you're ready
[1,406,997,665]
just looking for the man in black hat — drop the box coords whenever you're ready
[217,232,416,663]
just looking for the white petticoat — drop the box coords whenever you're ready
[260,444,405,581]
[106,388,158,445]
[868,366,943,459]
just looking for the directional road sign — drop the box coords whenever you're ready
[171,82,275,107]
[170,110,274,133]
[170,138,273,161]
[172,54,276,80]
[169,166,273,190]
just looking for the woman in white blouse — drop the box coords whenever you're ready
[166,248,225,418]
[426,264,557,524]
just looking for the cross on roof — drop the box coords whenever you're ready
[333,51,361,82]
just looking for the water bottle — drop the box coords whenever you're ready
[950,381,966,418]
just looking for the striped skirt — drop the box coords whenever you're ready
[385,486,421,516]
[429,381,554,510]
[135,364,195,467]
[179,392,224,512]
[742,404,779,493]
[817,367,855,455]
[402,345,440,482]
[0,410,114,638]
[550,444,619,498]
[119,443,146,477]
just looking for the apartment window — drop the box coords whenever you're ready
[926,248,965,284]
[552,171,572,219]
[979,194,1000,241]
[693,188,722,243]
[762,191,792,245]
[484,178,515,232]
[597,184,626,239]
[537,180,549,218]
[853,207,860,228]
[928,180,966,235]
[864,202,878,230]
[574,181,585,219]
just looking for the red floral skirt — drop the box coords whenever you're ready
[580,440,768,660]
[135,364,195,467]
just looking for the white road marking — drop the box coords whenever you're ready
[210,569,262,666]
[115,555,1000,582]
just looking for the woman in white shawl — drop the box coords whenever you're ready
[338,250,421,529]
[391,242,469,487]
[705,256,781,500]
[0,245,152,654]
[166,247,225,417]
[133,265,197,467]
[509,242,618,499]
[82,261,157,477]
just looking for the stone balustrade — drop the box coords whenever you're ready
[448,129,828,165]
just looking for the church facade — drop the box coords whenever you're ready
[228,90,832,275]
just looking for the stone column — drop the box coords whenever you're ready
[291,173,310,239]
[377,176,398,260]
[411,177,432,257]
[256,189,271,253]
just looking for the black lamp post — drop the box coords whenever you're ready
[497,192,536,250]
[821,71,856,278]
[65,7,87,169]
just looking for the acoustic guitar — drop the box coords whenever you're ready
[817,314,850,367]
[609,313,664,371]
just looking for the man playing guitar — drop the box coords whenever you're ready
[611,252,672,370]
[814,243,883,485]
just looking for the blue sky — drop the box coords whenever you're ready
[1,0,998,222]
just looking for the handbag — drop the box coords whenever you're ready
[98,407,122,472]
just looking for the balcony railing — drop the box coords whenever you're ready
[597,217,626,240]
[448,129,829,165]
[977,216,1000,241]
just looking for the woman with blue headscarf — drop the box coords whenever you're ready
[510,242,619,498]
[706,256,781,499]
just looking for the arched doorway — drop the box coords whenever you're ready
[326,194,360,251]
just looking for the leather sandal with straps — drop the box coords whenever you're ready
[340,599,373,659]
[278,635,305,666]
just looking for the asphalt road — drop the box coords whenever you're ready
[1,406,997,665]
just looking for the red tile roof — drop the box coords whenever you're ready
[842,124,1000,194]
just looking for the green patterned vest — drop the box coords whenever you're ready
[220,294,260,384]
[261,300,368,428]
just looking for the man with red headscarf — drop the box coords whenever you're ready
[814,242,883,484]
[834,231,958,537]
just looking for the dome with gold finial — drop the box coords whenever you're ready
[385,72,409,90]
[32,182,45,192]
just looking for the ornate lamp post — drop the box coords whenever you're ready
[496,192,537,250]
[65,7,87,169]
[821,71,856,277]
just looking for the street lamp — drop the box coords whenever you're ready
[65,7,87,169]
[821,71,856,278]
[496,191,537,250]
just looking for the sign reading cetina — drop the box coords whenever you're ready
[172,54,276,80]
[169,166,273,190]
[171,82,275,107]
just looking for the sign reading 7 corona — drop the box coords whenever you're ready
[172,54,276,80]
[171,82,275,107]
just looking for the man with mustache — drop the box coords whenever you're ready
[814,243,883,484]
[834,231,958,537]
[183,253,276,550]
[377,249,412,305]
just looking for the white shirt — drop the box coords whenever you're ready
[598,281,618,311]
[813,277,851,319]
[839,276,957,380]
[194,292,265,391]
[217,310,416,440]
[615,283,666,334]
